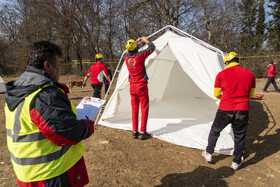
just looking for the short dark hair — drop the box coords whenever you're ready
[230,58,239,63]
[28,41,63,69]
[95,58,102,62]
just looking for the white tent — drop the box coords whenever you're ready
[98,25,234,155]
[0,76,6,93]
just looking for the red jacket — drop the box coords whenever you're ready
[86,61,109,84]
[267,63,277,77]
[125,42,155,83]
[215,64,256,111]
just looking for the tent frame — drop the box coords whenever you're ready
[94,25,224,125]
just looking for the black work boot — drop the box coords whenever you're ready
[133,131,139,139]
[139,132,152,140]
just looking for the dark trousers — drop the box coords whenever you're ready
[263,77,279,91]
[206,110,249,164]
[105,84,109,94]
[91,84,102,98]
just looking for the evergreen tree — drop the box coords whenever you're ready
[255,0,266,50]
[268,0,280,51]
[239,0,257,53]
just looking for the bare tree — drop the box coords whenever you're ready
[193,0,240,50]
[148,0,194,28]
[0,0,271,76]
[0,4,19,42]
[101,0,123,61]
[75,0,101,57]
[0,2,21,73]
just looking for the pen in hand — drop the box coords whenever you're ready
[85,115,96,130]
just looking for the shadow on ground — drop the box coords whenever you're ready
[156,166,234,187]
[243,100,280,167]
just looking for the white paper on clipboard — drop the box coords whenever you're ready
[76,97,106,121]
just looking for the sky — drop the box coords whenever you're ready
[0,0,11,7]
[0,0,8,4]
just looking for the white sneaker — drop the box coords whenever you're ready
[202,151,212,162]
[231,162,242,170]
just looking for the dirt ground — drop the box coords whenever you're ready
[1,75,280,187]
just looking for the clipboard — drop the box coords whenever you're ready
[76,97,106,121]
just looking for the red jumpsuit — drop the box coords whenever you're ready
[124,42,155,132]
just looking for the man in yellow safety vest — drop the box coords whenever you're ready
[5,41,94,186]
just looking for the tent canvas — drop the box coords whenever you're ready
[99,26,234,155]
[0,76,6,93]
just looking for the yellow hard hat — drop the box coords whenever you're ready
[224,52,239,63]
[126,39,137,51]
[95,53,103,59]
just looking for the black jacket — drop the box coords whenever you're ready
[5,66,93,145]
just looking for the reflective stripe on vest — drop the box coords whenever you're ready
[5,85,86,182]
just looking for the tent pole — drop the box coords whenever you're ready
[94,50,127,126]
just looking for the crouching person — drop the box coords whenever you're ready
[5,41,94,186]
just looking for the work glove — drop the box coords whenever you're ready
[81,119,95,136]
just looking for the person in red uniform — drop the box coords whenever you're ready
[202,52,256,170]
[263,59,279,93]
[82,53,111,98]
[125,37,155,140]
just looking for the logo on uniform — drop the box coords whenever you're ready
[128,58,136,67]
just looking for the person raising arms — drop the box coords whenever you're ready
[124,36,155,140]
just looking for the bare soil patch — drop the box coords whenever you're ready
[1,76,280,186]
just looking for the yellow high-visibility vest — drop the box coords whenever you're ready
[5,85,86,182]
